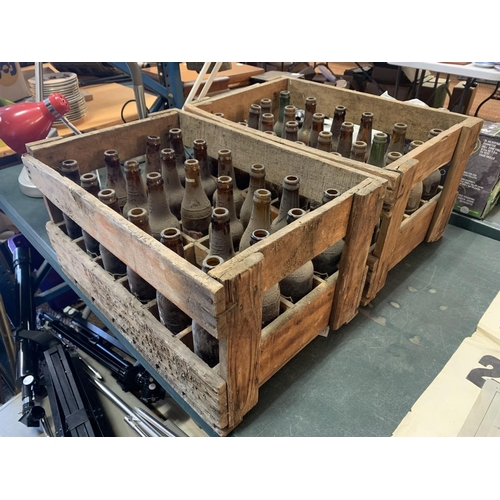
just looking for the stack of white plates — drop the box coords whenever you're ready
[28,72,87,123]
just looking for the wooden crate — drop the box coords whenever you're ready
[22,108,386,435]
[185,76,483,304]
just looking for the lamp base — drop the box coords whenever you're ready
[18,165,43,198]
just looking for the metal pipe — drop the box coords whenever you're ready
[126,62,148,120]
[124,415,148,437]
[134,406,179,437]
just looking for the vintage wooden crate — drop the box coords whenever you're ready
[185,76,483,304]
[22,108,386,435]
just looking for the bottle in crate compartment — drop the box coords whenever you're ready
[239,188,272,252]
[297,96,317,146]
[59,159,83,239]
[160,147,184,220]
[274,90,291,138]
[337,122,355,158]
[260,113,275,133]
[356,112,374,161]
[181,159,212,239]
[309,112,325,149]
[350,141,368,162]
[270,175,301,234]
[367,132,388,168]
[212,149,243,217]
[193,138,217,199]
[208,207,235,261]
[385,122,408,160]
[284,120,299,142]
[169,128,187,185]
[259,98,273,131]
[80,172,101,258]
[144,135,161,179]
[317,130,333,152]
[123,159,148,216]
[240,163,266,230]
[330,105,347,152]
[215,175,244,249]
[156,228,191,334]
[104,149,127,212]
[247,103,261,130]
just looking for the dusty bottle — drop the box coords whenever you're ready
[126,207,156,303]
[270,175,300,234]
[259,98,273,131]
[284,120,299,142]
[193,138,217,200]
[330,105,347,152]
[356,112,374,161]
[146,172,180,239]
[274,90,291,138]
[59,159,83,239]
[250,229,280,327]
[298,96,317,146]
[367,132,388,167]
[123,159,148,216]
[169,128,187,185]
[208,207,235,261]
[240,163,266,229]
[181,159,212,239]
[422,130,443,199]
[311,189,345,278]
[97,188,127,278]
[104,149,127,212]
[213,149,243,217]
[350,141,368,162]
[317,131,333,152]
[337,122,354,158]
[239,188,272,252]
[215,175,244,249]
[144,135,161,180]
[283,105,297,131]
[80,172,101,258]
[156,228,191,334]
[192,255,224,367]
[309,112,325,149]
[279,208,314,303]
[247,103,261,130]
[386,122,408,159]
[260,113,275,133]
[160,147,184,220]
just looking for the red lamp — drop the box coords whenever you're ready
[0,92,70,154]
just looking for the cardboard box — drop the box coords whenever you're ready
[454,121,500,219]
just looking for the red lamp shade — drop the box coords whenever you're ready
[0,92,70,154]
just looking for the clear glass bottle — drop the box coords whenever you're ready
[317,131,333,152]
[215,175,244,249]
[240,163,266,229]
[169,128,187,185]
[284,120,299,142]
[213,149,243,217]
[97,188,127,278]
[80,172,101,258]
[386,122,408,160]
[180,159,212,239]
[356,112,374,161]
[250,229,281,327]
[247,103,261,130]
[337,122,354,158]
[350,140,368,162]
[104,149,127,212]
[297,96,317,146]
[126,207,156,303]
[309,112,325,149]
[146,171,180,240]
[208,207,235,261]
[59,159,83,239]
[239,188,272,252]
[367,132,388,168]
[160,147,184,221]
[144,135,161,180]
[193,138,217,200]
[270,175,300,234]
[330,105,347,152]
[123,159,148,216]
[192,255,223,367]
[259,98,273,131]
[279,208,314,303]
[274,90,291,138]
[156,228,191,334]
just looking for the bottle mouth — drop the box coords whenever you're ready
[218,175,232,183]
[161,227,182,239]
[81,173,97,181]
[202,255,224,270]
[169,128,182,135]
[213,207,229,217]
[104,149,118,156]
[127,207,147,218]
[61,159,78,170]
[325,188,340,198]
[98,188,115,199]
[124,160,139,170]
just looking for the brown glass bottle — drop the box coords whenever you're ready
[247,103,261,130]
[126,207,156,303]
[192,255,223,367]
[104,149,127,212]
[160,147,184,220]
[367,132,388,168]
[156,228,191,334]
[309,112,325,149]
[123,159,148,216]
[279,208,314,303]
[59,159,83,239]
[215,175,244,249]
[284,121,299,142]
[181,159,212,239]
[317,131,333,152]
[193,138,217,200]
[274,90,291,138]
[386,122,408,160]
[146,172,180,239]
[337,122,354,158]
[259,98,273,131]
[239,188,272,252]
[270,175,300,234]
[260,113,275,133]
[80,172,101,258]
[169,128,187,185]
[356,112,374,161]
[208,207,235,261]
[311,189,345,277]
[144,135,161,179]
[213,149,243,217]
[250,229,280,327]
[298,97,317,146]
[240,163,266,229]
[350,141,368,162]
[330,105,347,152]
[97,188,127,278]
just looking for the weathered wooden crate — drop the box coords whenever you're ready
[185,76,483,304]
[22,108,386,435]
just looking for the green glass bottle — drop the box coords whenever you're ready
[367,132,388,168]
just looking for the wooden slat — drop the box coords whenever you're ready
[46,221,228,432]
